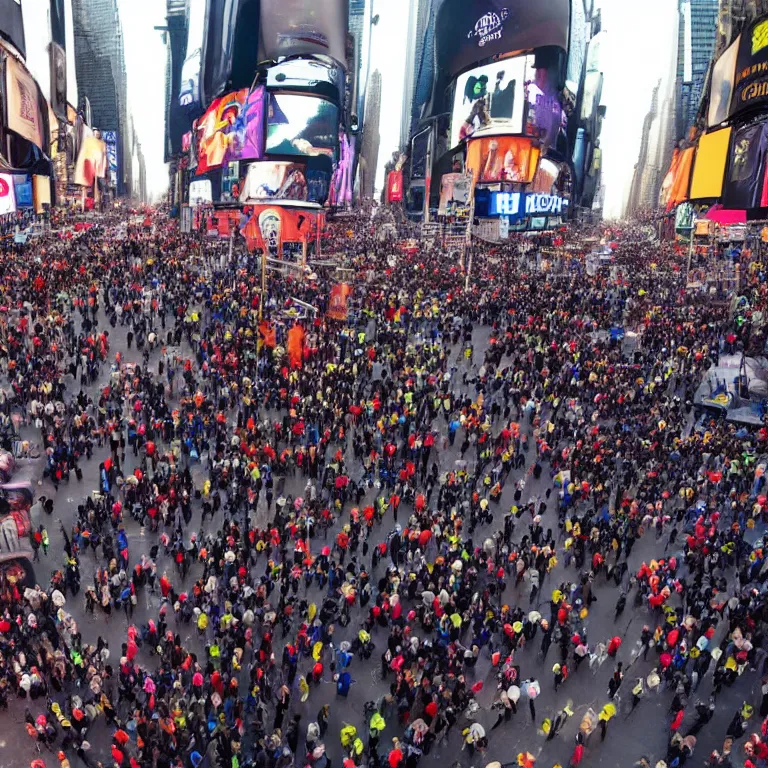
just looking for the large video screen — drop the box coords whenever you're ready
[466,136,539,184]
[436,0,570,82]
[267,59,344,105]
[451,58,528,147]
[195,87,266,175]
[240,160,309,201]
[266,94,338,159]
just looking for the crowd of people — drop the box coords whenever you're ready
[0,206,764,768]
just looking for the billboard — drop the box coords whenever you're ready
[200,0,239,105]
[49,42,67,120]
[0,175,16,215]
[102,131,119,186]
[451,57,528,147]
[387,170,404,202]
[195,87,266,175]
[530,157,561,194]
[189,178,213,205]
[266,94,338,159]
[435,0,570,82]
[5,56,44,150]
[259,0,348,65]
[240,161,309,202]
[438,173,472,214]
[732,17,768,119]
[74,135,107,187]
[723,121,768,209]
[660,146,695,211]
[0,0,26,58]
[267,58,345,104]
[179,0,206,108]
[709,35,739,126]
[466,136,539,184]
[690,127,732,200]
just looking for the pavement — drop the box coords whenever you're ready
[0,247,759,768]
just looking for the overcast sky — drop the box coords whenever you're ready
[118,0,681,213]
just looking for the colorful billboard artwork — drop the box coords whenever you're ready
[239,161,309,202]
[258,0,348,66]
[102,131,119,185]
[0,0,26,58]
[74,135,107,187]
[690,126,732,200]
[733,17,768,119]
[724,121,768,209]
[436,0,570,81]
[665,146,695,211]
[5,56,44,150]
[0,174,17,215]
[450,57,528,148]
[466,136,539,184]
[525,64,566,151]
[329,132,353,206]
[709,35,740,126]
[195,87,265,175]
[387,171,404,203]
[266,94,338,159]
[438,173,472,214]
[182,132,192,152]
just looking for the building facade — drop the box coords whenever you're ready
[400,0,430,149]
[627,80,661,215]
[676,0,718,141]
[359,68,381,198]
[71,0,132,195]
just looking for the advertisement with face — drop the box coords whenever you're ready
[525,62,565,151]
[466,136,539,184]
[724,120,768,209]
[240,161,309,202]
[267,94,338,160]
[438,173,473,215]
[451,57,528,147]
[733,17,768,119]
[196,87,266,175]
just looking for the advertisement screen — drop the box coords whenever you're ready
[196,87,266,175]
[690,127,732,200]
[102,131,119,185]
[189,178,213,205]
[5,56,44,149]
[530,158,561,194]
[435,0,570,82]
[179,0,206,108]
[240,161,309,202]
[14,179,32,208]
[733,18,768,119]
[259,0,348,65]
[451,58,528,147]
[266,94,338,160]
[74,135,107,187]
[0,0,26,58]
[438,173,472,214]
[724,120,768,209]
[709,35,739,126]
[661,146,695,210]
[0,174,16,215]
[267,59,344,104]
[466,136,539,184]
[411,127,431,179]
[200,0,238,105]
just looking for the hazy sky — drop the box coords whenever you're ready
[118,0,680,212]
[598,0,678,218]
[118,0,169,202]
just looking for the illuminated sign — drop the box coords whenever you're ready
[490,192,569,218]
[525,193,568,215]
[468,8,509,48]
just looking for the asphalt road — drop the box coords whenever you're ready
[0,251,758,768]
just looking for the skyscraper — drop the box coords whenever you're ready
[359,69,382,198]
[400,0,431,149]
[676,0,718,141]
[627,81,661,215]
[349,0,367,125]
[71,0,132,195]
